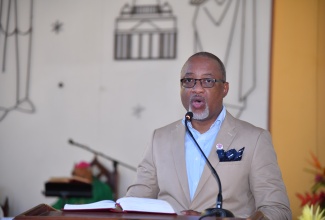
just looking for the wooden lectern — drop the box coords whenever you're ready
[13,204,249,220]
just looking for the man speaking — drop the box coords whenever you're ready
[126,52,291,220]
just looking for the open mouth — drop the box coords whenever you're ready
[190,96,205,109]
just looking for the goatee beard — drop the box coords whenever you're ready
[189,105,209,120]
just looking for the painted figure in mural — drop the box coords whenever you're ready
[126,52,291,219]
[0,0,35,122]
[189,0,258,118]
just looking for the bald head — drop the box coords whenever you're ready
[182,52,226,81]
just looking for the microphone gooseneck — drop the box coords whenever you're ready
[184,112,234,218]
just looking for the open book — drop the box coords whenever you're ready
[62,197,176,215]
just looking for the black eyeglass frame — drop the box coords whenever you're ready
[180,78,226,88]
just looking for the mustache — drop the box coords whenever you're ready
[190,95,206,102]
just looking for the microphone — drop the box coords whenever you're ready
[184,112,234,218]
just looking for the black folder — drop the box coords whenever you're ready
[44,181,92,198]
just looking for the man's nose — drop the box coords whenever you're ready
[192,80,204,92]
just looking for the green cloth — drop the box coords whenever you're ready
[52,177,113,210]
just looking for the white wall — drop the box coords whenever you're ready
[0,0,272,216]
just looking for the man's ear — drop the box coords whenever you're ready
[223,82,229,97]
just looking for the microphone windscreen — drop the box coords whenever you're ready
[185,112,193,121]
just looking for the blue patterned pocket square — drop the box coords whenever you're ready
[216,147,245,162]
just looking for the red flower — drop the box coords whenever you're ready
[296,192,321,206]
[296,152,325,210]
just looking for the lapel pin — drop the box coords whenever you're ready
[216,143,223,150]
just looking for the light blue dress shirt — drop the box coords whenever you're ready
[182,107,226,200]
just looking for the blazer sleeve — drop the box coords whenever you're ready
[126,130,159,198]
[249,130,292,220]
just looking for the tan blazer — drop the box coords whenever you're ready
[126,111,291,219]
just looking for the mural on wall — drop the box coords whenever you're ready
[190,0,257,117]
[0,0,35,122]
[113,0,263,119]
[0,0,270,125]
[114,1,177,60]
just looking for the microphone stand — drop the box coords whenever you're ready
[185,113,234,218]
[68,139,137,172]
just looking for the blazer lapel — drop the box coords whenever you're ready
[171,121,191,206]
[192,111,237,203]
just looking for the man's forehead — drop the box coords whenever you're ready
[183,72,214,77]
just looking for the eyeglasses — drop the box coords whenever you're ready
[180,78,225,88]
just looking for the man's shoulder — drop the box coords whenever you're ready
[225,111,266,133]
[149,119,184,140]
[156,119,183,130]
